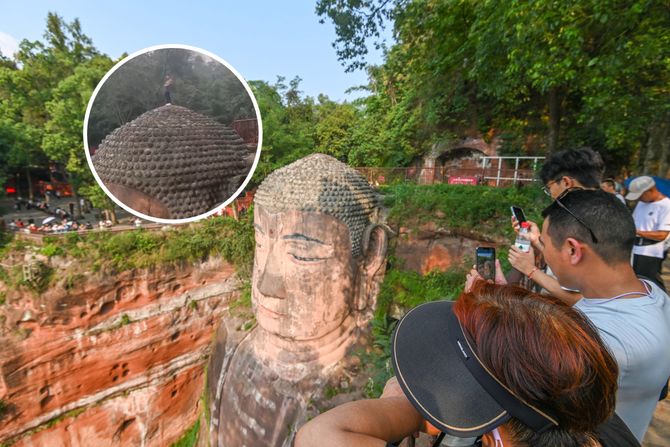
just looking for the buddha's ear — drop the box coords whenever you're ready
[361,224,388,278]
[354,224,388,315]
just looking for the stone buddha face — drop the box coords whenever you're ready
[253,206,355,340]
[251,154,387,344]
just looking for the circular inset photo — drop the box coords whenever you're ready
[84,44,261,223]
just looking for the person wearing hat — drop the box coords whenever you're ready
[295,282,640,447]
[626,175,670,291]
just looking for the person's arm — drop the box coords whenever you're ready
[508,246,582,306]
[295,396,424,447]
[636,230,670,241]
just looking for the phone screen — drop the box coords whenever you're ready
[476,247,496,281]
[511,206,527,224]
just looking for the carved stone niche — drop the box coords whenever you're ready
[207,153,388,447]
[92,104,253,219]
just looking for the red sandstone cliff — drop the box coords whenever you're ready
[0,257,243,446]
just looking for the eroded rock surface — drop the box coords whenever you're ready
[0,257,241,446]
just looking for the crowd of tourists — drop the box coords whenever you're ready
[297,148,670,447]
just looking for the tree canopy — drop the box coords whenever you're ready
[317,0,670,175]
[0,13,113,201]
[86,48,256,148]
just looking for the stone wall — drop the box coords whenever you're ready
[395,221,497,274]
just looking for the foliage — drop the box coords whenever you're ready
[376,267,466,318]
[383,183,549,240]
[316,0,403,72]
[0,13,110,202]
[170,418,200,447]
[87,48,255,148]
[40,242,65,258]
[57,214,254,275]
[319,0,670,174]
[249,77,368,184]
[119,314,131,326]
[43,54,113,191]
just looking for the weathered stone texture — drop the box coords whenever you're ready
[93,105,253,219]
[0,259,241,446]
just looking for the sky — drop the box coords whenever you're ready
[0,1,392,102]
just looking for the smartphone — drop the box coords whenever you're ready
[511,206,527,224]
[476,247,496,281]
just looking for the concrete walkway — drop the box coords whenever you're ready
[0,196,134,226]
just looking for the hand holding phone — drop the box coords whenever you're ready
[475,247,496,281]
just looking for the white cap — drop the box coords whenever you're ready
[625,176,655,201]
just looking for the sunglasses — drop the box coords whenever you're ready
[553,189,599,244]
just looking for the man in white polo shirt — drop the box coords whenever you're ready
[627,176,670,291]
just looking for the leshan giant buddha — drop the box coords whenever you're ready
[207,154,388,447]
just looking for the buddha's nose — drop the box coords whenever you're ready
[257,245,287,299]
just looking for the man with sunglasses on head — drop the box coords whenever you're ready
[509,147,605,304]
[539,188,670,441]
[625,176,670,292]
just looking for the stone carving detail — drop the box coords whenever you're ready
[208,154,388,447]
[92,104,253,219]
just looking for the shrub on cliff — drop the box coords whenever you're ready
[383,183,549,241]
[26,213,255,282]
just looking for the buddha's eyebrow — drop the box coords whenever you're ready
[254,224,265,234]
[282,233,326,245]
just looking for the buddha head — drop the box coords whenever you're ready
[252,154,388,344]
[92,104,252,220]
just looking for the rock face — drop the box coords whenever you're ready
[92,104,254,219]
[0,258,242,446]
[395,223,494,274]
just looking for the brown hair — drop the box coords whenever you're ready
[454,282,618,446]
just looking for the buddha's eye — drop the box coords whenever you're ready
[290,254,324,263]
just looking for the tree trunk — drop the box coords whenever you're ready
[14,172,22,199]
[642,118,669,175]
[547,87,561,153]
[26,167,34,200]
[654,118,670,177]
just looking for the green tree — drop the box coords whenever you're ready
[43,54,114,217]
[0,12,110,202]
[314,95,358,161]
[318,0,670,173]
[248,77,317,183]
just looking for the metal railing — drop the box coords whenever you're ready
[355,164,542,187]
